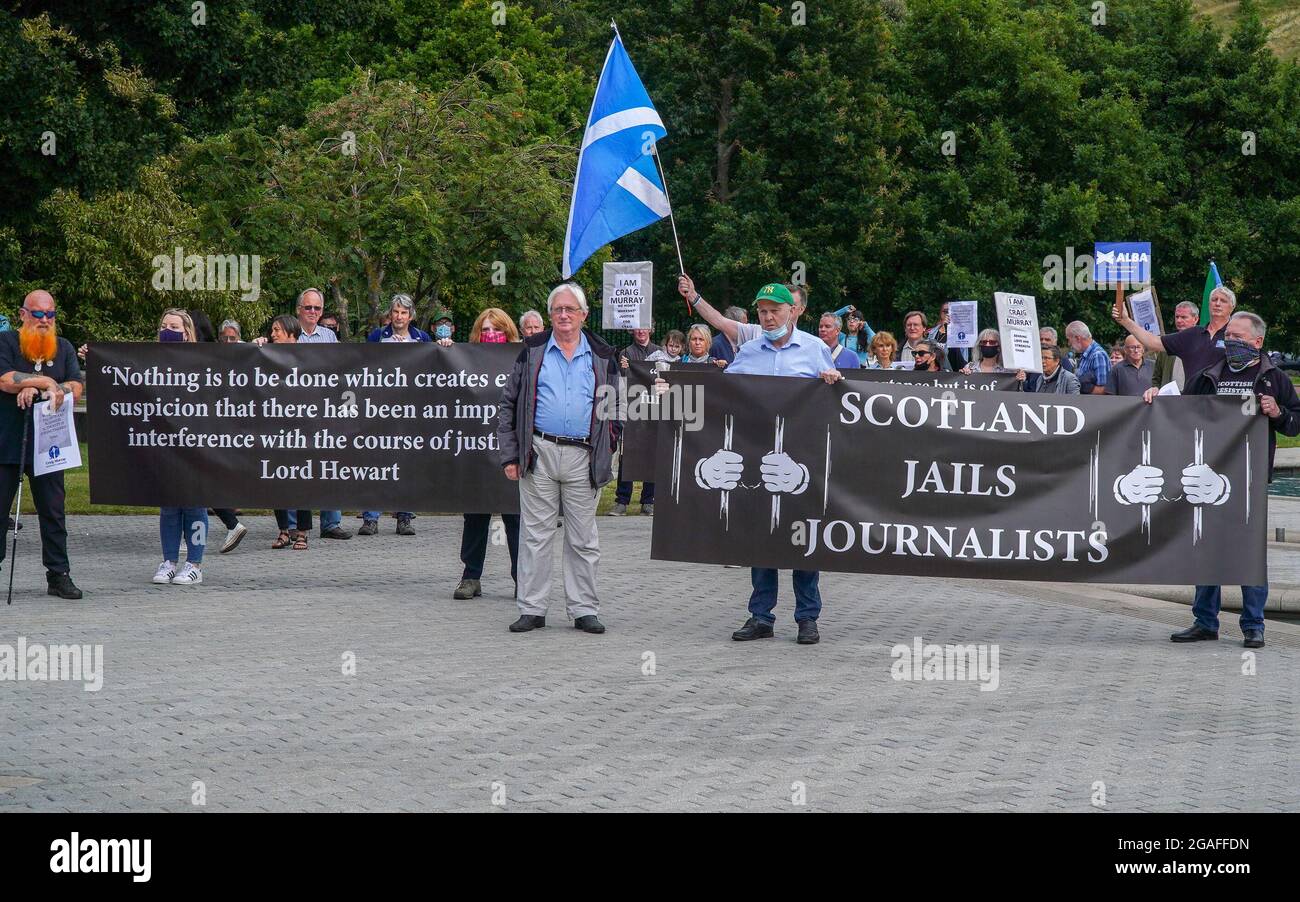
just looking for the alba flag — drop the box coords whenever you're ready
[562,33,668,279]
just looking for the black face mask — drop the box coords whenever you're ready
[980,345,999,359]
[914,359,931,370]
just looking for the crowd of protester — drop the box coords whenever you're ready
[1,277,1295,650]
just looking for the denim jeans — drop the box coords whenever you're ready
[320,510,342,532]
[160,506,208,564]
[748,568,822,624]
[361,511,413,521]
[1193,584,1268,633]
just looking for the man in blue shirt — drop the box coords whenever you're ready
[717,283,842,645]
[1065,320,1110,395]
[498,283,622,635]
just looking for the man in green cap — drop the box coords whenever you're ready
[433,308,455,344]
[698,282,842,645]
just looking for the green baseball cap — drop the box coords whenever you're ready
[755,283,794,305]
[433,308,453,323]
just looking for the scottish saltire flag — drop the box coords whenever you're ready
[1199,261,1223,326]
[562,35,668,279]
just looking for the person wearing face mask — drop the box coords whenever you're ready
[149,310,209,586]
[961,329,1027,385]
[910,338,943,372]
[360,294,431,536]
[717,283,843,646]
[1143,311,1300,650]
[454,308,522,599]
[433,309,455,346]
[0,290,85,599]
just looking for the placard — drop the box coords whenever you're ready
[1094,242,1152,286]
[602,261,653,329]
[993,292,1043,373]
[947,301,978,349]
[1127,286,1162,336]
[33,397,82,476]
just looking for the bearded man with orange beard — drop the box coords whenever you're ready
[0,290,85,599]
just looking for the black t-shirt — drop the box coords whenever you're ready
[1161,324,1227,384]
[0,331,83,466]
[1215,363,1260,399]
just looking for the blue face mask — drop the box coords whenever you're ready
[435,324,452,340]
[159,329,186,342]
[762,323,789,342]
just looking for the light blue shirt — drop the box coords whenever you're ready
[535,331,595,438]
[298,324,338,343]
[726,327,834,379]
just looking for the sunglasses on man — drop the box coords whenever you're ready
[24,309,56,319]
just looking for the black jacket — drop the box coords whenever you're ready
[1185,354,1300,481]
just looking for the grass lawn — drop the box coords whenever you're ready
[19,442,630,516]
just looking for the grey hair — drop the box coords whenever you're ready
[219,319,242,337]
[1175,301,1199,317]
[820,312,843,331]
[1209,285,1237,308]
[1230,311,1266,340]
[296,287,324,307]
[389,293,415,313]
[547,282,588,315]
[724,306,748,323]
[1039,326,1058,343]
[1040,344,1061,361]
[519,309,543,327]
[1065,320,1091,340]
[977,327,1001,344]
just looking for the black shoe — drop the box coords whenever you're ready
[1170,624,1218,642]
[796,620,820,644]
[396,516,415,536]
[574,615,605,634]
[1243,629,1265,649]
[358,519,378,536]
[509,615,546,632]
[320,525,353,540]
[47,573,83,600]
[731,617,774,641]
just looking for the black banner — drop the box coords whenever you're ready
[621,360,717,482]
[841,367,1021,392]
[87,343,519,512]
[650,371,1268,584]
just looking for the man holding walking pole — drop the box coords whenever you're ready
[0,290,85,600]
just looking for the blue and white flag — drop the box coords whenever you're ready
[562,35,668,279]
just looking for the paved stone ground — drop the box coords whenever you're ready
[0,513,1296,813]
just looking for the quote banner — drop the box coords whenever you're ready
[87,342,520,512]
[650,371,1268,585]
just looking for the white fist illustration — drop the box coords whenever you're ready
[1181,463,1230,505]
[1113,465,1164,505]
[760,451,810,495]
[695,449,744,491]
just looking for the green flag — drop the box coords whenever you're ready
[1199,261,1222,326]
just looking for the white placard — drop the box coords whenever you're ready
[993,292,1043,373]
[947,301,978,349]
[1127,288,1162,336]
[602,261,653,329]
[33,397,82,476]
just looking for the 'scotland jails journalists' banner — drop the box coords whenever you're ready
[620,363,1021,481]
[650,371,1268,585]
[87,342,520,512]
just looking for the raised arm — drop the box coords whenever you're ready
[678,274,740,345]
[1111,294,1166,355]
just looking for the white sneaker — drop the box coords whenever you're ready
[153,561,177,584]
[220,522,247,554]
[173,562,203,585]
